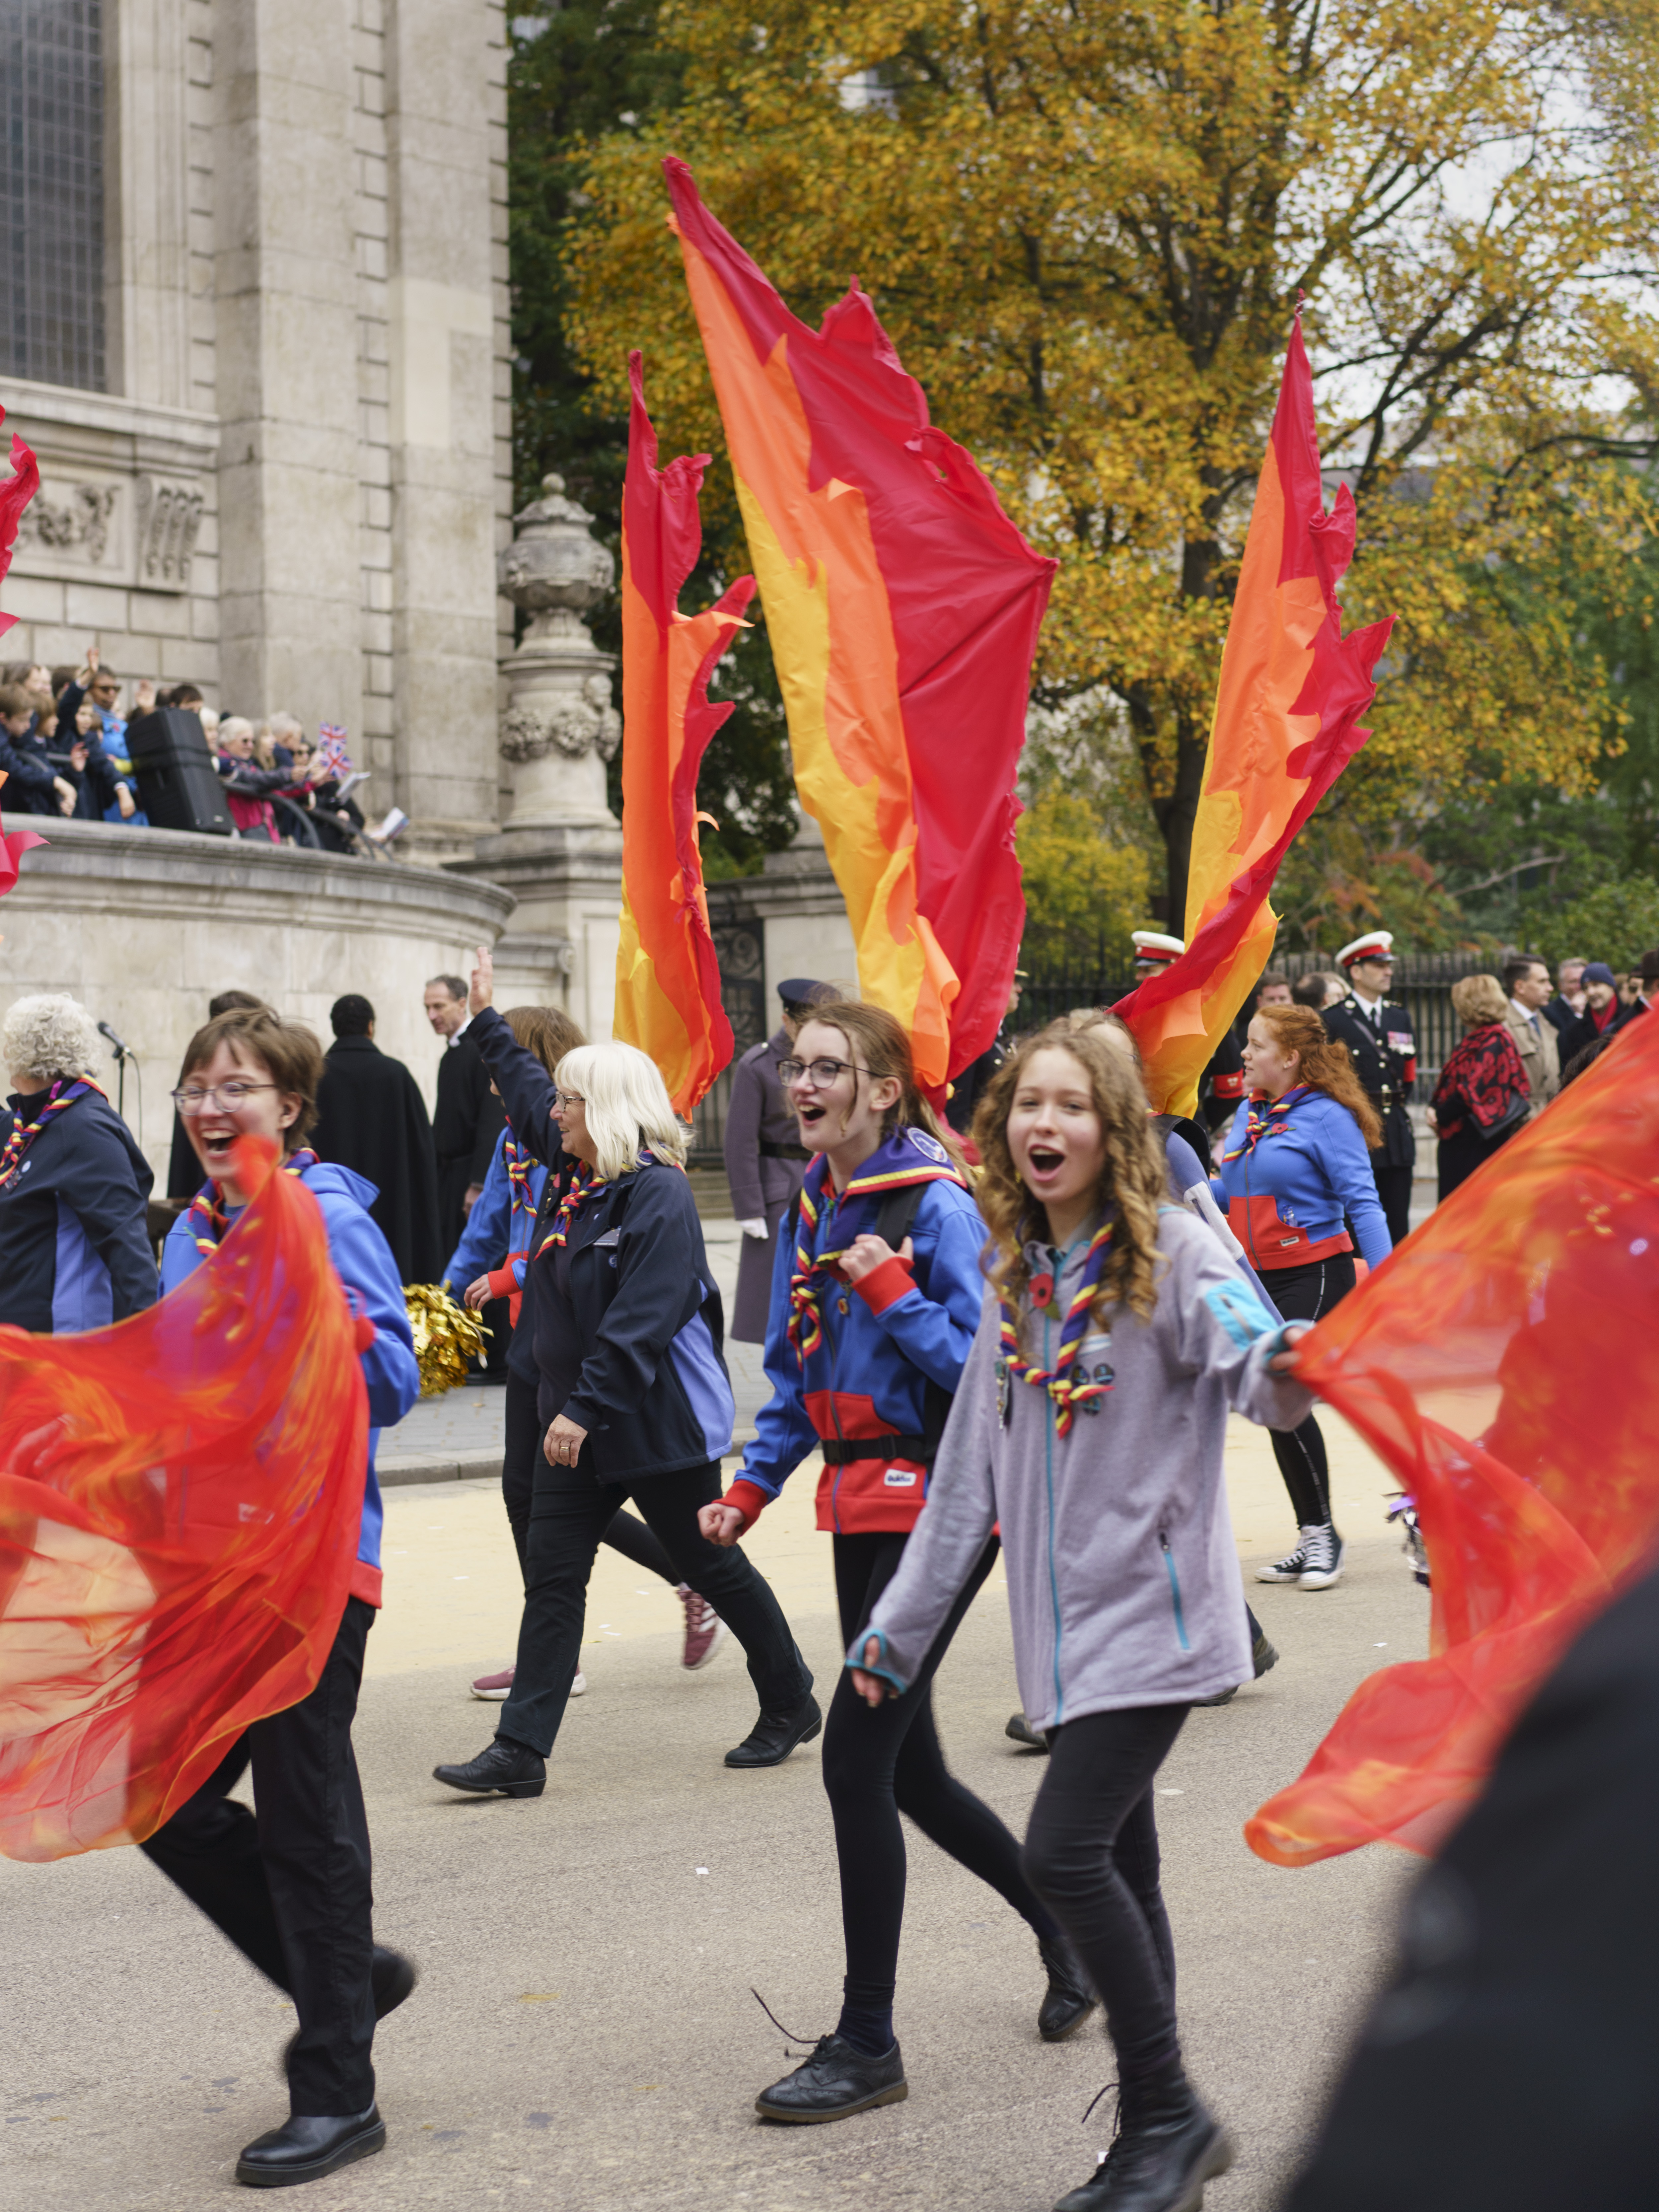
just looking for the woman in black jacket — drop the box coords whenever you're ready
[433,951,818,1800]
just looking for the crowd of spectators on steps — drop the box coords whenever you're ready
[0,646,397,852]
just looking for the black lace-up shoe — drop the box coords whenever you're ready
[235,2105,385,2187]
[1006,1711,1049,1749]
[1053,2074,1231,2211]
[432,1737,546,1797]
[1037,1934,1098,2041]
[724,1694,822,1768]
[754,2034,907,2122]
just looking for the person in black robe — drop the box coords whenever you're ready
[311,995,443,1285]
[424,971,509,1374]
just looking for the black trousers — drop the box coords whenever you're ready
[501,1369,681,1590]
[140,1597,377,2117]
[1261,1254,1356,1529]
[826,1530,1059,2016]
[497,1455,811,1758]
[1372,1158,1414,1248]
[1022,1703,1189,2087]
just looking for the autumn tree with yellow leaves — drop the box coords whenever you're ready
[551,0,1659,926]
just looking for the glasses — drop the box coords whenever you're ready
[551,1090,585,1109]
[778,1056,866,1089]
[172,1080,276,1114]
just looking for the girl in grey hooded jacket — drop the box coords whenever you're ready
[852,1024,1314,2212]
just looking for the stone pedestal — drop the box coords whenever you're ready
[447,472,623,1037]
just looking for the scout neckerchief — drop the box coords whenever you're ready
[1221,1083,1312,1163]
[503,1137,537,1218]
[997,1218,1116,1436]
[533,1151,685,1261]
[0,1076,109,1193]
[187,1147,319,1254]
[785,1127,965,1364]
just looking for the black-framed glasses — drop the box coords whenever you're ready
[172,1080,277,1114]
[778,1056,865,1089]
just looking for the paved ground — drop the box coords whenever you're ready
[4,1414,1425,2211]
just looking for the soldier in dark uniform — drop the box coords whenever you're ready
[1322,929,1417,1246]
[723,978,831,1343]
[1130,930,1245,1144]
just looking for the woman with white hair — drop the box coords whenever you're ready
[434,949,818,1800]
[0,992,156,1330]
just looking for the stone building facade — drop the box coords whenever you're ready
[0,0,513,859]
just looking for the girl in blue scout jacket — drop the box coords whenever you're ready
[1212,1002,1391,1595]
[849,1023,1314,2212]
[699,1000,1094,2127]
[433,989,817,1804]
[440,991,729,1705]
[147,1005,420,2189]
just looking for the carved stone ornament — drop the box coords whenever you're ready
[17,481,119,563]
[496,474,615,617]
[136,477,205,588]
[499,674,620,765]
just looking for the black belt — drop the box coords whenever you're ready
[760,1140,810,1160]
[820,1434,931,1465]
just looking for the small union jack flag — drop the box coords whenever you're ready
[316,724,351,780]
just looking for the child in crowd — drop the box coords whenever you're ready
[849,1022,1313,2212]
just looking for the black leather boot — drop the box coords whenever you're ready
[1037,1933,1098,2041]
[1052,2066,1231,2211]
[432,1737,546,1797]
[754,2034,907,2122]
[724,1693,822,1768]
[236,2105,386,2186]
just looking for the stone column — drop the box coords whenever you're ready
[447,476,624,1040]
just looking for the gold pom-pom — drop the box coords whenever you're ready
[405,1284,491,1398]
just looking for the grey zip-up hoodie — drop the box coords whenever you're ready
[854,1207,1315,1725]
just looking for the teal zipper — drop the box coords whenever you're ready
[1043,1297,1064,1723]
[1159,1532,1191,1651]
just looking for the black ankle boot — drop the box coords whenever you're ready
[1037,1933,1098,2041]
[432,1737,546,1798]
[1052,2066,1231,2211]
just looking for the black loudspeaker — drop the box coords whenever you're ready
[126,709,233,836]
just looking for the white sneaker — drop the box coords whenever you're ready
[569,1669,587,1697]
[1298,1525,1345,1589]
[1256,1528,1319,1584]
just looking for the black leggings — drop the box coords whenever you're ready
[1022,1703,1188,2088]
[1261,1255,1356,1529]
[502,1367,679,1590]
[825,1530,1061,2026]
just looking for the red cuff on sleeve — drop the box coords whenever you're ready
[852,1253,916,1316]
[485,1264,518,1300]
[1213,1071,1244,1099]
[724,1478,770,1531]
[1403,1057,1417,1086]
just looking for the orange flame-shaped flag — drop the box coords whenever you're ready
[1247,1019,1659,1867]
[0,1139,369,1860]
[1118,319,1394,1113]
[614,352,753,1113]
[664,160,1055,1097]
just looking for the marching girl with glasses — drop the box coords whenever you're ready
[699,1001,1094,2125]
[848,1023,1312,2212]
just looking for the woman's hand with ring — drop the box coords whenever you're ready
[543,1413,588,1466]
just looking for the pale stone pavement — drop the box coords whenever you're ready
[3,1412,1426,2212]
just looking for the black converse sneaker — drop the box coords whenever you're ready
[1298,1523,1345,1589]
[1255,1527,1319,1584]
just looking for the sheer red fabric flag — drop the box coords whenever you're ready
[0,409,48,887]
[613,351,748,1113]
[665,159,1056,1095]
[1247,1017,1659,1867]
[0,1139,369,1861]
[1114,320,1393,1115]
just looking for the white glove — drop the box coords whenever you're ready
[738,1217,769,1240]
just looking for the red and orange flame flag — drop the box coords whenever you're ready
[1247,1018,1659,1867]
[665,159,1056,1096]
[1117,320,1394,1115]
[0,408,47,885]
[613,353,751,1114]
[0,1140,369,1860]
